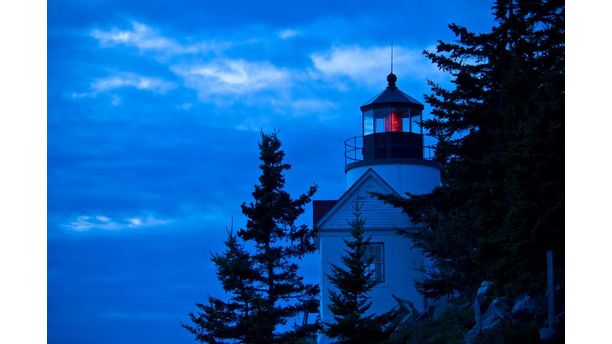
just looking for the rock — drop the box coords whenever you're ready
[511,294,537,320]
[476,281,494,308]
[464,327,479,344]
[481,297,511,329]
[464,282,496,344]
[539,327,558,341]
[464,297,512,344]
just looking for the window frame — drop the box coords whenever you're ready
[365,242,385,283]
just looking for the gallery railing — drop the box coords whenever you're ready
[344,135,436,167]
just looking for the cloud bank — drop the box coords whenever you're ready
[311,45,444,86]
[80,21,445,114]
[172,59,291,98]
[91,21,224,56]
[91,73,176,93]
[64,214,171,232]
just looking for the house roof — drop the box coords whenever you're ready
[313,200,338,224]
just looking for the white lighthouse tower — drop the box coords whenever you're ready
[314,72,441,342]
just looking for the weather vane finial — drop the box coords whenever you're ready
[387,42,397,87]
[391,42,394,74]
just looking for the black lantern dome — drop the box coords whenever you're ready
[358,73,425,161]
[360,73,423,112]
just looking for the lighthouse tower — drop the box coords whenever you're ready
[313,72,441,342]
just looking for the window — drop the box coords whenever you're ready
[374,117,385,133]
[384,112,403,132]
[363,110,374,135]
[411,115,419,134]
[366,108,414,134]
[365,243,384,283]
[402,117,411,132]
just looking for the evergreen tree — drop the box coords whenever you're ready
[184,229,261,343]
[324,206,397,343]
[185,131,320,343]
[377,0,564,299]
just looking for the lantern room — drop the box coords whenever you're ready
[359,73,425,160]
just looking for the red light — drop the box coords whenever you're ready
[385,112,403,132]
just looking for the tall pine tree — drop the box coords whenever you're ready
[184,131,320,343]
[377,0,564,299]
[323,206,397,343]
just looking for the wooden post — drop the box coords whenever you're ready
[547,250,555,328]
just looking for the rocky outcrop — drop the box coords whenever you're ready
[465,297,512,344]
[511,293,537,320]
[476,281,494,310]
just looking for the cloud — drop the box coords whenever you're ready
[310,45,444,86]
[91,73,175,93]
[91,22,173,50]
[67,72,175,103]
[96,215,110,222]
[85,21,443,114]
[172,59,291,99]
[90,21,224,55]
[278,29,300,39]
[64,214,171,232]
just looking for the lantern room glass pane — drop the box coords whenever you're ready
[363,106,421,135]
[402,117,411,132]
[411,115,420,134]
[374,117,385,133]
[363,110,374,135]
[385,112,403,132]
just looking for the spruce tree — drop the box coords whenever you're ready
[184,229,261,343]
[184,131,320,343]
[377,0,564,299]
[323,206,397,343]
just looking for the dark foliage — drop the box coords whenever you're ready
[184,131,320,343]
[475,318,540,344]
[323,206,398,343]
[389,306,474,344]
[377,0,564,300]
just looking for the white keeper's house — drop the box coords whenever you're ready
[313,72,441,343]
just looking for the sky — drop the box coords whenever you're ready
[48,1,494,343]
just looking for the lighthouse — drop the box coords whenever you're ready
[313,72,441,342]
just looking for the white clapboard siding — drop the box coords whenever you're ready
[317,168,415,231]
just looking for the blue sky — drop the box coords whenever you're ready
[48,1,494,343]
